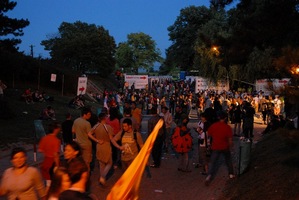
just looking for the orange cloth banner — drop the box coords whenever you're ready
[106,119,164,200]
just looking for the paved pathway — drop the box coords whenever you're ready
[0,114,266,200]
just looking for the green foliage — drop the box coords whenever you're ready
[41,21,116,77]
[115,42,134,70]
[244,47,275,82]
[273,46,299,87]
[165,0,299,85]
[194,44,218,80]
[225,0,299,84]
[115,32,162,74]
[209,0,234,10]
[193,8,231,82]
[0,0,30,49]
[229,0,299,64]
[0,0,30,80]
[166,6,212,71]
[274,46,299,73]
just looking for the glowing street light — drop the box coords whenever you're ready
[290,64,299,75]
[211,46,220,56]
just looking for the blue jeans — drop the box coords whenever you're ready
[208,149,234,176]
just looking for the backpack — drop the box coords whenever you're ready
[171,126,192,153]
[120,130,140,152]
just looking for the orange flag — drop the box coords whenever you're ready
[106,119,164,200]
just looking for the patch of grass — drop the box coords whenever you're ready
[0,88,102,147]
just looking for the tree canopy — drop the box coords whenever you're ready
[0,0,31,81]
[41,21,116,77]
[166,6,212,72]
[115,32,162,74]
[165,0,299,85]
[0,0,30,52]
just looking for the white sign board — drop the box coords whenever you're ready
[255,79,290,95]
[124,75,148,89]
[50,74,57,82]
[149,76,172,82]
[149,76,172,87]
[195,77,229,93]
[77,77,88,95]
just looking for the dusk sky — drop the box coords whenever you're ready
[6,0,239,58]
[7,0,237,58]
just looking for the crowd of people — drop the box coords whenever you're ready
[1,77,297,199]
[92,78,293,186]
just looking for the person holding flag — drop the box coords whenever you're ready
[107,119,164,200]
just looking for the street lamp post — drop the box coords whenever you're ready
[211,45,230,89]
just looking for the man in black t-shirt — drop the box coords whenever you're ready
[61,113,74,145]
[148,107,165,168]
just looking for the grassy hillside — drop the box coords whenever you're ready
[0,74,118,148]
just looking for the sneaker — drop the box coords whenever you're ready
[205,175,211,186]
[229,174,235,179]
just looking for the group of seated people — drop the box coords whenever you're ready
[22,88,54,104]
[68,95,85,109]
[39,105,56,120]
[22,88,34,104]
[89,92,101,103]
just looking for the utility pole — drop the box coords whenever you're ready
[30,45,34,57]
[30,45,40,89]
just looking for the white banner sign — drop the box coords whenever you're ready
[255,79,290,95]
[124,75,148,89]
[77,77,88,95]
[195,77,229,93]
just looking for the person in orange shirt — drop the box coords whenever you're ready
[131,102,142,131]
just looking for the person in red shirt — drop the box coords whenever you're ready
[39,122,61,190]
[106,107,121,169]
[205,111,234,186]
